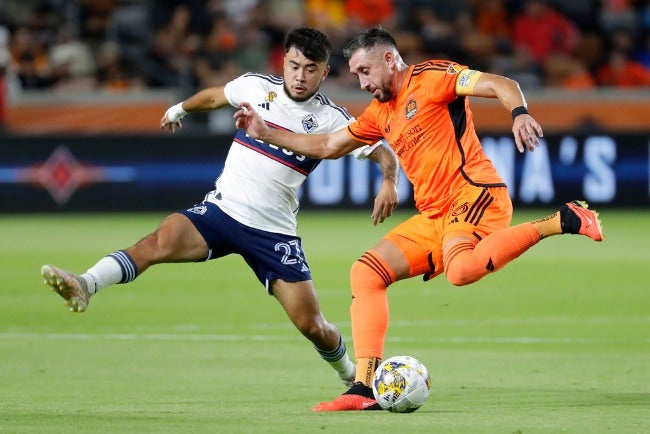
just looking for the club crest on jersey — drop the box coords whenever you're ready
[405,100,417,119]
[302,114,318,133]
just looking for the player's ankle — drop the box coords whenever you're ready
[531,211,561,238]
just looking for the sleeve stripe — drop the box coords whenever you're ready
[315,93,352,120]
[346,125,378,143]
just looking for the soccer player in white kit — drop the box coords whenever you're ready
[41,28,399,388]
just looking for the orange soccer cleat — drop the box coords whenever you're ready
[561,200,603,242]
[312,382,382,412]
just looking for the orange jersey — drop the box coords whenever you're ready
[347,60,506,216]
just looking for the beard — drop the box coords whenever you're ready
[372,85,394,103]
[283,83,317,102]
[375,90,392,102]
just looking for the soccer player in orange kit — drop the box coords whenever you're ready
[234,27,603,411]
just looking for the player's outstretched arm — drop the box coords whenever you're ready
[160,86,230,133]
[366,144,399,226]
[234,102,364,159]
[464,72,544,153]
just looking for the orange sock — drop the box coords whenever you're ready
[444,222,541,286]
[350,251,395,385]
[355,357,382,386]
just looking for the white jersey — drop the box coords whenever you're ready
[204,72,380,236]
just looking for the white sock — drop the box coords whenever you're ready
[316,335,356,381]
[335,355,356,381]
[82,256,123,294]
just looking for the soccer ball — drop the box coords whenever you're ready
[372,355,431,413]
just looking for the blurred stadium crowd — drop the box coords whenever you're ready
[1,0,650,98]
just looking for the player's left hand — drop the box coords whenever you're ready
[512,114,543,153]
[372,180,399,226]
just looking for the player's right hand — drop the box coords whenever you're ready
[234,102,269,140]
[512,114,543,153]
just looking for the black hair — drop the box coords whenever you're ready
[284,27,332,63]
[343,27,397,60]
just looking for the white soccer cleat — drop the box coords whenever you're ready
[41,264,90,312]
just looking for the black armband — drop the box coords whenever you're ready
[511,105,529,120]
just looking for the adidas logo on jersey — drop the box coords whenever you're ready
[258,102,270,110]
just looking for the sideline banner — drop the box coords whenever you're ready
[1,133,648,212]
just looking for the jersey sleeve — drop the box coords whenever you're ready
[424,62,469,102]
[455,69,483,96]
[223,74,256,108]
[346,100,385,145]
[337,114,382,160]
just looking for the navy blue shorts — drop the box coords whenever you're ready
[179,202,311,293]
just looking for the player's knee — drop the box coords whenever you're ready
[444,258,480,287]
[350,253,393,297]
[139,231,170,263]
[294,313,329,341]
[445,269,475,286]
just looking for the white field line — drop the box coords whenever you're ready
[386,316,650,327]
[250,316,650,330]
[2,317,648,344]
[0,332,647,345]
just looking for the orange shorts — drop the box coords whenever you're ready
[384,185,513,280]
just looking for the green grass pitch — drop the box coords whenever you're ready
[1,209,648,433]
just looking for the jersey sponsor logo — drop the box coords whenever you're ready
[301,113,319,133]
[258,92,278,111]
[266,91,277,102]
[405,100,417,120]
[393,124,424,157]
[187,205,207,215]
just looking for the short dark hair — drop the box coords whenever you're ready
[343,27,397,60]
[284,27,332,63]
